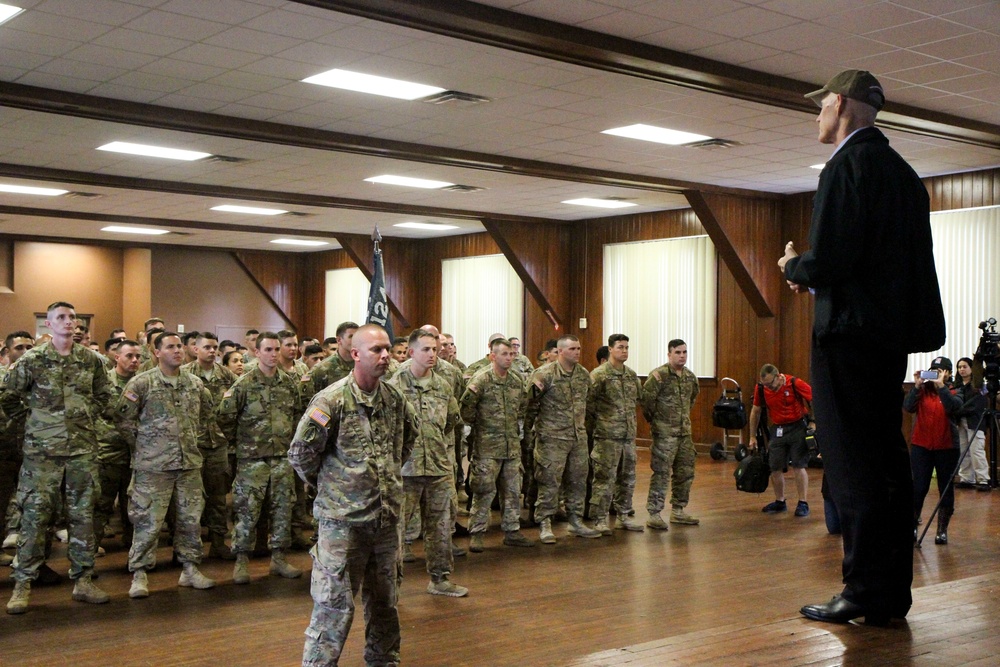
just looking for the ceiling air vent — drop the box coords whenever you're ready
[286,211,313,217]
[684,138,742,150]
[206,155,250,163]
[64,191,103,199]
[420,90,491,106]
[441,184,485,193]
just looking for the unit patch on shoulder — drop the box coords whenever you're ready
[309,407,331,427]
[300,374,311,382]
[124,390,139,402]
[223,389,233,399]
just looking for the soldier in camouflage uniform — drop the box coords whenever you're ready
[180,331,238,559]
[289,324,417,667]
[509,337,535,377]
[389,329,467,597]
[306,321,358,399]
[461,333,506,384]
[218,332,304,584]
[525,335,602,544]
[278,330,310,378]
[439,333,470,501]
[4,302,112,614]
[1,331,33,556]
[93,339,142,551]
[587,334,645,534]
[461,338,534,552]
[116,332,216,599]
[641,339,701,530]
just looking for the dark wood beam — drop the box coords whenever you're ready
[333,233,412,329]
[298,0,1000,150]
[481,219,563,329]
[230,253,296,330]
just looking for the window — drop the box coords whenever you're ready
[324,268,370,339]
[441,254,523,363]
[603,235,716,376]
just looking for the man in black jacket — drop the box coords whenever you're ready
[779,69,945,626]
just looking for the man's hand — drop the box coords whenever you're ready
[777,241,798,271]
[913,370,924,386]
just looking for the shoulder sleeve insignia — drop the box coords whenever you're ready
[308,406,331,427]
[652,371,661,381]
[223,389,233,399]
[300,374,311,382]
[533,378,545,391]
[124,390,139,402]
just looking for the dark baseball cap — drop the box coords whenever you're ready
[929,356,952,371]
[805,69,885,111]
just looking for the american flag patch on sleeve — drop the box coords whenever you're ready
[309,407,331,427]
[125,390,139,402]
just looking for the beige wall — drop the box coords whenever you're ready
[122,248,152,341]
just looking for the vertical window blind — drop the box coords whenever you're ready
[441,254,523,364]
[324,268,370,339]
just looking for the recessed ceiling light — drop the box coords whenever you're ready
[394,222,460,231]
[0,4,23,26]
[602,124,712,146]
[365,175,455,189]
[212,204,288,216]
[101,225,170,236]
[97,141,211,161]
[271,239,329,247]
[303,68,446,100]
[810,163,826,170]
[563,198,638,209]
[0,183,69,196]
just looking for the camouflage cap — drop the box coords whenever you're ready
[805,69,885,111]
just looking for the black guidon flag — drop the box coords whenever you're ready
[366,228,394,342]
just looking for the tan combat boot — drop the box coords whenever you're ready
[178,563,216,589]
[129,570,149,599]
[233,554,251,585]
[593,515,613,536]
[567,515,601,538]
[469,533,485,553]
[270,550,303,579]
[72,574,110,604]
[6,581,30,614]
[538,518,556,544]
[646,512,669,531]
[670,507,700,525]
[616,514,645,532]
[427,576,468,597]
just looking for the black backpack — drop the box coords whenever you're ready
[734,451,770,493]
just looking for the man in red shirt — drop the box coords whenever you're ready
[748,364,816,516]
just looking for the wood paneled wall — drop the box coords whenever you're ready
[234,250,306,330]
[301,248,355,338]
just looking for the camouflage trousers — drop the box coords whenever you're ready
[232,457,295,553]
[589,437,637,518]
[469,457,522,534]
[403,475,453,579]
[94,461,133,548]
[13,454,98,583]
[200,445,230,540]
[534,437,588,522]
[304,518,401,667]
[0,458,20,536]
[647,434,696,513]
[128,468,205,572]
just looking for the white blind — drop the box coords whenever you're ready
[441,254,523,364]
[603,235,716,377]
[324,268,370,339]
[908,205,1000,376]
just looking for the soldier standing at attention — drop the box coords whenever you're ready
[181,331,238,560]
[461,333,506,383]
[526,334,601,544]
[439,334,465,370]
[217,332,304,584]
[4,302,113,614]
[587,334,645,534]
[389,329,467,597]
[641,339,701,530]
[1,331,33,558]
[289,324,416,667]
[307,321,358,399]
[508,337,535,377]
[117,332,216,599]
[278,330,310,378]
[461,338,534,551]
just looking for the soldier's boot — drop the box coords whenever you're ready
[6,581,29,614]
[427,575,468,598]
[233,554,251,585]
[1,532,17,549]
[269,550,303,579]
[178,563,215,590]
[593,515,613,536]
[71,574,110,605]
[616,514,645,532]
[567,515,602,539]
[402,542,417,562]
[670,507,700,525]
[208,533,236,561]
[129,571,149,599]
[646,512,669,531]
[469,533,485,553]
[0,552,11,566]
[503,530,535,547]
[538,518,556,545]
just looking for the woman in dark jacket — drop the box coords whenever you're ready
[953,357,988,490]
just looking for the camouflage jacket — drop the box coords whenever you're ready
[0,342,113,458]
[180,360,237,450]
[511,354,535,378]
[525,361,591,443]
[462,355,491,383]
[0,365,23,461]
[448,357,467,371]
[587,362,642,441]
[115,368,213,472]
[641,365,700,437]
[288,373,416,526]
[460,367,526,459]
[217,366,304,459]
[95,369,135,465]
[388,366,458,477]
[307,352,354,399]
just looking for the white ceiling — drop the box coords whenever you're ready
[0,0,997,252]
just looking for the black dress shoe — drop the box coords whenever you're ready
[800,595,889,626]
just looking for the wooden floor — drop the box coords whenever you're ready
[3,449,1000,667]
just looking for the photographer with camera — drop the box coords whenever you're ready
[953,357,989,491]
[905,357,962,546]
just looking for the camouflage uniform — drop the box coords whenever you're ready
[525,362,592,522]
[306,353,354,400]
[641,365,700,513]
[288,372,416,667]
[511,354,535,378]
[0,342,112,582]
[93,369,135,548]
[389,365,459,581]
[419,357,466,498]
[217,366,304,553]
[0,364,26,538]
[461,355,491,383]
[115,368,213,572]
[587,363,642,518]
[460,367,526,534]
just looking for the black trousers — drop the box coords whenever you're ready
[911,445,958,519]
[811,337,913,616]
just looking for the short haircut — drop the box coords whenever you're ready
[256,331,280,347]
[118,339,141,350]
[277,329,297,342]
[596,346,609,364]
[608,333,629,347]
[668,338,686,351]
[490,338,512,353]
[47,301,75,313]
[153,331,179,350]
[304,344,324,356]
[110,328,127,337]
[75,324,89,333]
[335,321,359,339]
[182,332,199,345]
[408,329,437,348]
[5,331,33,348]
[322,337,338,346]
[393,337,408,346]
[759,363,778,378]
[197,331,219,343]
[143,317,164,329]
[218,339,235,349]
[508,336,520,344]
[544,338,558,351]
[557,334,579,347]
[245,329,259,337]
[104,338,122,353]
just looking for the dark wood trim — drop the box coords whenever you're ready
[481,219,562,329]
[332,233,412,329]
[298,0,1000,150]
[230,252,296,330]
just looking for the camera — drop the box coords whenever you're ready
[919,370,939,380]
[975,318,999,390]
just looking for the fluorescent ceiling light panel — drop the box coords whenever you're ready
[810,163,826,170]
[97,141,211,161]
[303,69,446,100]
[0,184,69,196]
[101,225,170,236]
[0,4,23,25]
[562,198,637,209]
[365,175,454,189]
[212,204,287,216]
[394,222,459,231]
[271,239,329,247]
[602,124,712,146]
